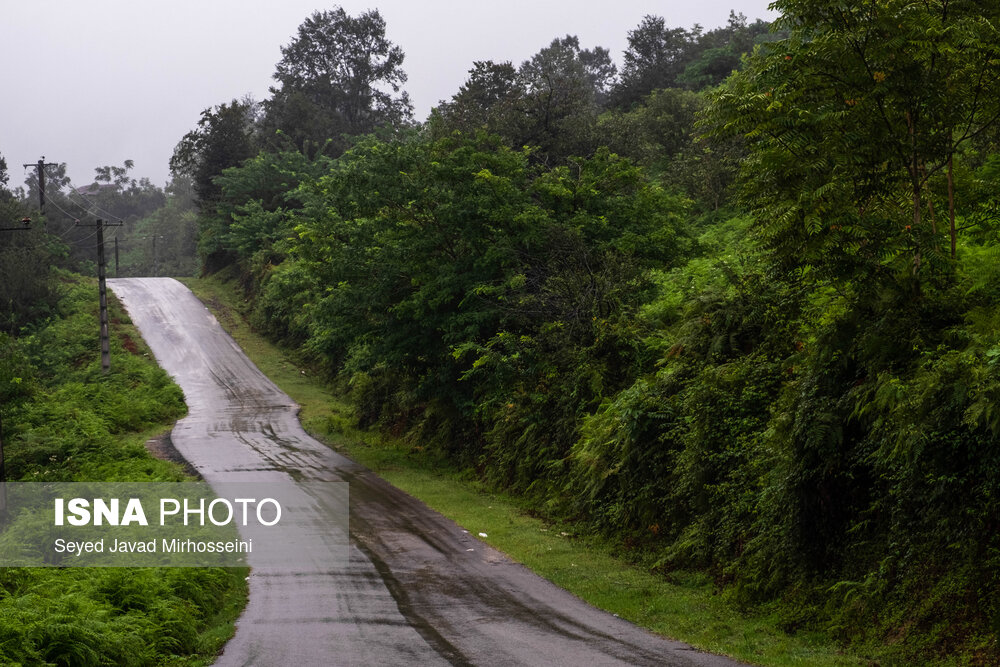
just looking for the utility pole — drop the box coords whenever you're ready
[76,218,122,373]
[0,413,5,518]
[114,235,119,277]
[131,234,166,276]
[22,157,58,214]
[97,221,110,373]
[149,234,165,276]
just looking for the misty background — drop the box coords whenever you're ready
[0,0,773,189]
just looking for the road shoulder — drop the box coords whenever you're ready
[181,275,861,667]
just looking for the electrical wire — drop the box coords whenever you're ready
[66,190,122,222]
[60,184,117,222]
[2,217,106,253]
[7,212,82,250]
[29,194,103,248]
[43,196,85,226]
[0,227,97,250]
[35,164,125,223]
[7,171,114,253]
[54,190,96,218]
[32,175,100,225]
[53,170,126,223]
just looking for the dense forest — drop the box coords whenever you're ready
[4,1,1000,663]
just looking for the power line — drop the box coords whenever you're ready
[56,181,122,223]
[21,169,99,226]
[68,227,104,244]
[0,218,32,232]
[54,188,95,216]
[4,222,103,253]
[71,189,125,223]
[19,156,123,223]
[43,194,85,224]
[34,166,125,224]
[31,195,101,244]
[52,171,126,223]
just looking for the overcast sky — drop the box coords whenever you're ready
[1,1,775,190]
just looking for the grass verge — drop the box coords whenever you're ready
[0,273,247,665]
[182,274,867,667]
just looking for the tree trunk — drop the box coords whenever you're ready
[908,112,921,275]
[948,153,956,259]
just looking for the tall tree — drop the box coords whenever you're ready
[262,7,413,154]
[519,35,617,109]
[430,60,520,136]
[677,13,774,90]
[613,16,696,107]
[706,0,1000,287]
[170,98,260,209]
[515,36,616,162]
[431,36,615,164]
[85,160,166,222]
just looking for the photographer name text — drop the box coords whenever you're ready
[53,537,252,555]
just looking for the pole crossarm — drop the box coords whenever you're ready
[0,218,32,231]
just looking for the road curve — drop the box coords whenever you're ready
[109,277,747,667]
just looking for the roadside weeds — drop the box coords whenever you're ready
[181,275,866,667]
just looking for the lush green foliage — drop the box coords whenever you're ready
[706,0,1000,287]
[229,136,689,469]
[21,160,174,274]
[0,274,247,664]
[0,189,58,334]
[261,7,413,155]
[115,176,200,278]
[0,566,242,666]
[428,16,769,167]
[171,98,261,211]
[168,3,1000,663]
[613,12,776,107]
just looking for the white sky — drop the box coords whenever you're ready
[0,1,775,190]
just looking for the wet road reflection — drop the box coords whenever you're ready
[110,277,746,667]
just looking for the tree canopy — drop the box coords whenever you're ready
[262,7,413,154]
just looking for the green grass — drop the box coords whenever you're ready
[0,273,248,666]
[182,274,868,667]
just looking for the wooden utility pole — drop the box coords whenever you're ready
[130,234,166,276]
[97,221,111,372]
[76,218,122,373]
[22,157,58,214]
[0,413,6,516]
[0,413,6,518]
[151,234,165,276]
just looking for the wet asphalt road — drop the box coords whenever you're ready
[109,277,749,667]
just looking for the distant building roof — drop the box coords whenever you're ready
[75,183,117,196]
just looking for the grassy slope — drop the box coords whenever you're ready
[0,274,247,666]
[182,274,876,667]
